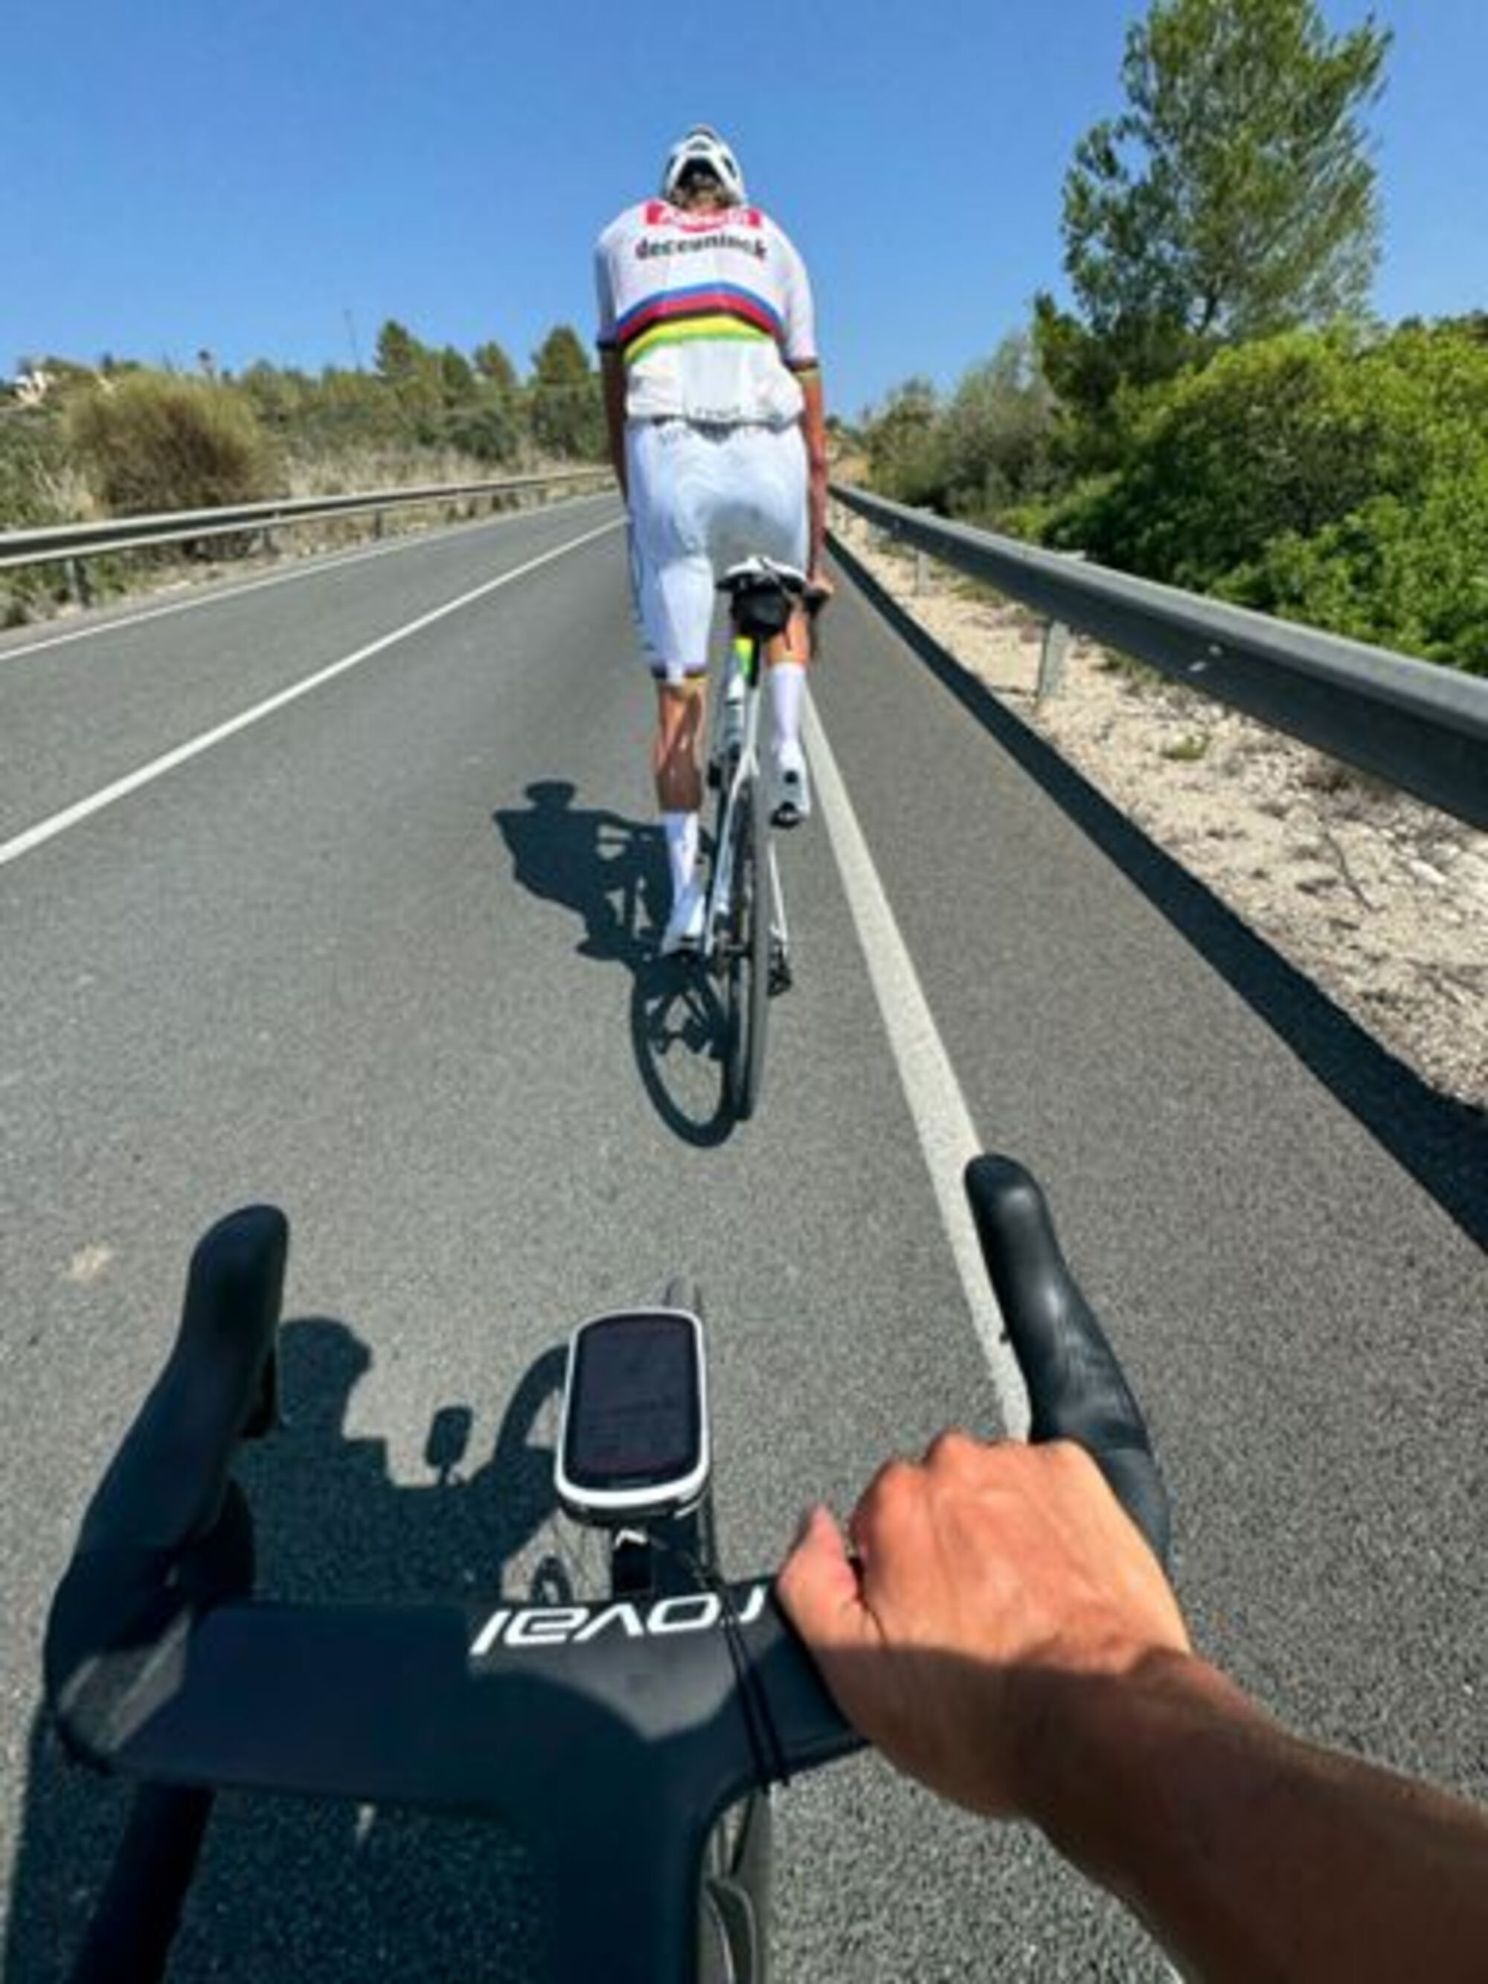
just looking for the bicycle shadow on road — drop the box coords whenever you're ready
[494,780,735,1147]
[4,1319,580,1982]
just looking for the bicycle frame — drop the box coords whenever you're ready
[701,632,789,974]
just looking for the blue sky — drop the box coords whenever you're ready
[6,0,1482,419]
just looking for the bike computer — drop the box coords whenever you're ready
[555,1307,709,1524]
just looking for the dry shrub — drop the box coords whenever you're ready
[66,373,280,517]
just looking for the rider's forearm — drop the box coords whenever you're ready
[601,354,628,503]
[799,371,829,570]
[1027,1651,1488,1982]
[808,464,828,573]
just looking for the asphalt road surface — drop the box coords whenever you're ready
[3,497,1484,1980]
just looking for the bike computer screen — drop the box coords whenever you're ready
[557,1310,707,1519]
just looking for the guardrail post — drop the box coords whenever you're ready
[374,512,384,539]
[915,550,929,596]
[66,557,92,610]
[1037,620,1070,704]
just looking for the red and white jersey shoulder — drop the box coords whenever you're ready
[594,199,819,427]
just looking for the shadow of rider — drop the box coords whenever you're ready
[494,778,664,967]
[494,780,735,1147]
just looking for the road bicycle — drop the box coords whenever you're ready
[695,559,824,1122]
[43,1155,1170,1982]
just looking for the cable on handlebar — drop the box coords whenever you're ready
[657,1531,791,1791]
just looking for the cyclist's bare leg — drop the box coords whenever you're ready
[654,680,706,914]
[653,680,706,814]
[765,603,812,672]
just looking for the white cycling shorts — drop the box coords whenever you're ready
[626,419,808,683]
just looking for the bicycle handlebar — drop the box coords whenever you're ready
[78,1206,284,1556]
[966,1155,1170,1565]
[43,1158,1169,1984]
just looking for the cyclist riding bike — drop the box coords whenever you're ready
[595,125,832,956]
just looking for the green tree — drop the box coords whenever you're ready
[374,319,442,441]
[473,340,519,395]
[862,377,941,504]
[1038,0,1390,423]
[374,319,423,384]
[532,325,590,382]
[529,325,604,458]
[1042,322,1488,672]
[861,343,1060,522]
[937,333,1059,516]
[437,346,478,407]
[305,366,405,452]
[446,400,522,465]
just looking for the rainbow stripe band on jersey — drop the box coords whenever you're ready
[613,281,786,364]
[625,317,772,366]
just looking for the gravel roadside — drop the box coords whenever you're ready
[831,508,1487,1111]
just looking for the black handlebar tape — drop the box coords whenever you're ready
[963,1157,1172,1569]
[79,1205,287,1555]
[47,1207,283,1768]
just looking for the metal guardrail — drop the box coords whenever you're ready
[0,469,613,576]
[831,483,1488,831]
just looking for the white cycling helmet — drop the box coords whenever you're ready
[660,126,747,206]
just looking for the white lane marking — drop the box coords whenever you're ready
[803,693,1029,1437]
[0,495,615,665]
[0,518,622,871]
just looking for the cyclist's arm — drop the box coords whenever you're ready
[1040,1647,1488,1983]
[798,367,829,580]
[774,217,830,585]
[593,232,627,506]
[600,349,628,505]
[779,1435,1488,1983]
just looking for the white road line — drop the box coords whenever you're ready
[803,693,1030,1437]
[0,518,622,872]
[0,494,615,665]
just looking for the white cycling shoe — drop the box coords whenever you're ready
[660,878,707,957]
[770,750,812,829]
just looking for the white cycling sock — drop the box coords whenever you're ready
[663,810,699,897]
[769,660,806,763]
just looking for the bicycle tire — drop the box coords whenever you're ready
[702,1784,773,1982]
[657,1279,772,1982]
[722,767,772,1121]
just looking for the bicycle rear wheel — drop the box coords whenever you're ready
[721,768,772,1122]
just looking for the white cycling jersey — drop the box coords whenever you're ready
[594,199,818,428]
